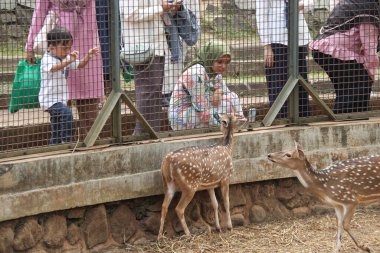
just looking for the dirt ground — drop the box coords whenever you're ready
[91,207,380,253]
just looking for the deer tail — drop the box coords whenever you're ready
[160,155,173,189]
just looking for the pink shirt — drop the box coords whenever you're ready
[310,23,379,78]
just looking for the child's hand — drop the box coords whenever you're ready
[69,51,79,62]
[88,47,100,59]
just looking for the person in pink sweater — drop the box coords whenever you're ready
[25,0,104,138]
[310,0,380,114]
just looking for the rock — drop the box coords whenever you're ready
[82,205,109,249]
[43,215,67,249]
[15,5,34,25]
[131,234,150,245]
[273,203,291,219]
[66,224,81,246]
[276,186,297,201]
[45,248,63,253]
[262,184,276,198]
[285,194,312,209]
[109,204,138,244]
[13,218,44,251]
[278,178,295,188]
[235,0,255,10]
[200,200,217,225]
[173,216,184,234]
[263,199,291,219]
[249,205,267,223]
[146,201,162,212]
[62,249,82,253]
[28,249,48,253]
[310,204,334,216]
[213,16,228,29]
[229,185,246,209]
[189,202,201,221]
[67,208,86,219]
[0,226,14,253]
[0,13,16,24]
[231,213,245,227]
[292,207,311,218]
[206,4,218,13]
[142,212,161,235]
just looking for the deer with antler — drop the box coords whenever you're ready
[268,142,380,253]
[157,114,245,240]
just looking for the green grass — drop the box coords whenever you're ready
[226,71,330,85]
[226,75,266,84]
[201,12,257,40]
[0,42,25,57]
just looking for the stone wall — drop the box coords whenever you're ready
[0,3,33,43]
[0,178,342,253]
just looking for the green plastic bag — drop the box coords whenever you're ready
[123,65,134,83]
[120,59,134,83]
[9,59,41,113]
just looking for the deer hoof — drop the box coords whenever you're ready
[157,234,165,241]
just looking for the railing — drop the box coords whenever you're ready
[1,0,379,159]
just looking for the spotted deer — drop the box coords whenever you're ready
[267,142,380,253]
[158,114,245,240]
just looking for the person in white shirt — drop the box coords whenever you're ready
[120,0,173,135]
[162,0,200,107]
[40,27,99,144]
[255,0,312,118]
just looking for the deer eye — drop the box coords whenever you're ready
[285,153,292,158]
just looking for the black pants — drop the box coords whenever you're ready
[265,43,310,118]
[312,50,372,114]
[133,56,165,135]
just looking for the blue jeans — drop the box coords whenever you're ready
[47,102,74,144]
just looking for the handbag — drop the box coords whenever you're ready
[176,6,199,46]
[9,59,41,113]
[33,10,58,55]
[119,44,155,74]
[120,44,155,65]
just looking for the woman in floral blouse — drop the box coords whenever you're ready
[168,41,245,130]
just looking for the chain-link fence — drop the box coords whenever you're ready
[1,0,379,157]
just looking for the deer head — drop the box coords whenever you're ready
[267,141,307,171]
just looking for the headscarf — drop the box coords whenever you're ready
[318,0,380,39]
[184,40,231,78]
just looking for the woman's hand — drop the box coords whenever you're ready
[26,51,36,64]
[162,0,181,13]
[264,44,274,68]
[211,89,223,107]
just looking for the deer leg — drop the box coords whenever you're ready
[175,190,195,236]
[158,183,175,240]
[220,181,232,230]
[342,204,371,253]
[334,206,344,253]
[207,189,221,232]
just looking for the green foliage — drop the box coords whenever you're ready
[0,42,25,57]
[201,13,256,40]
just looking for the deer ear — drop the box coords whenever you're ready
[295,141,303,151]
[297,149,305,160]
